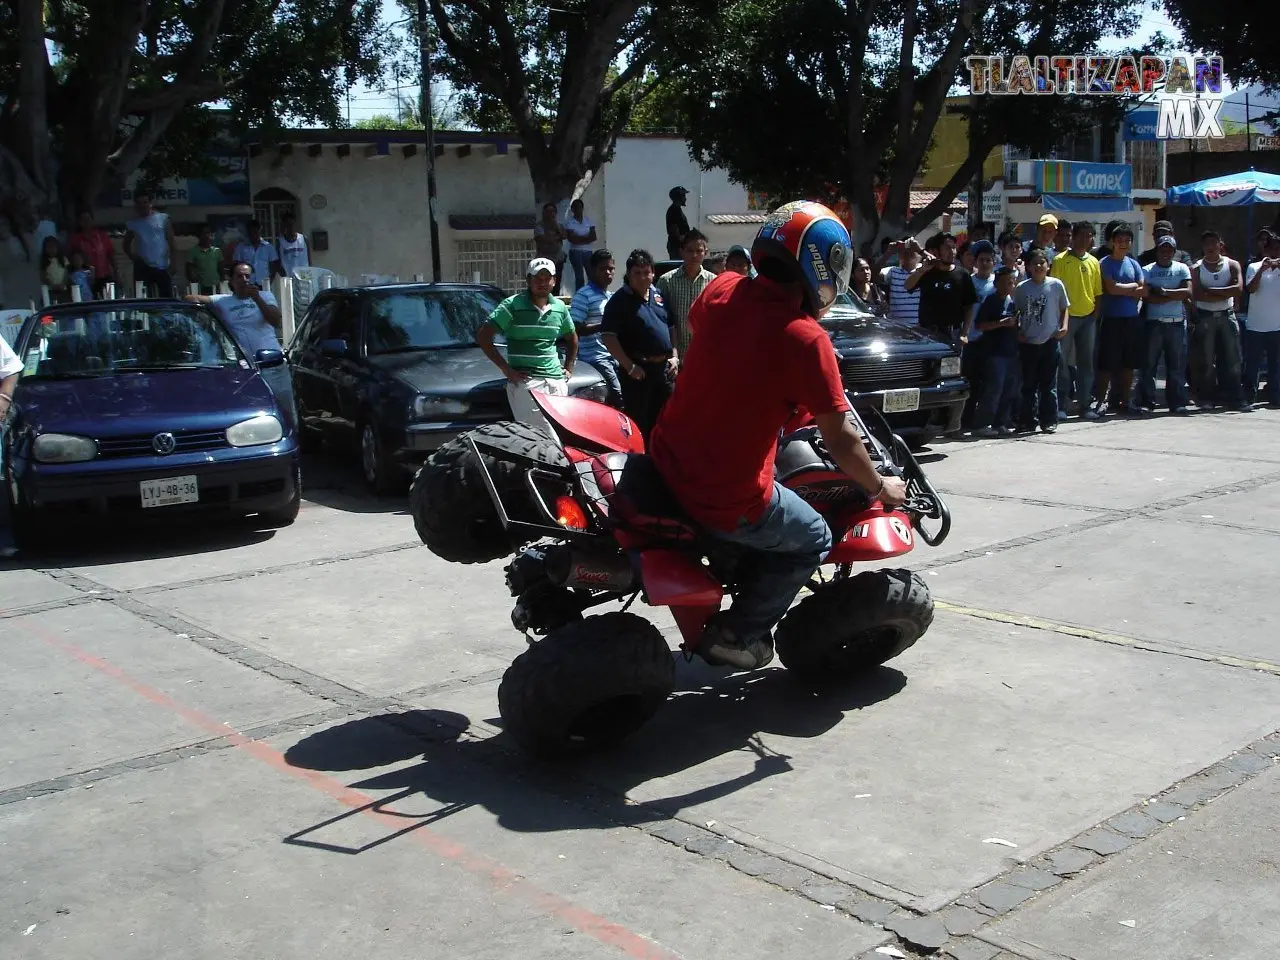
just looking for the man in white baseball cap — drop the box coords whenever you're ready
[476,257,579,434]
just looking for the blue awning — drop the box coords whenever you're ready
[1041,194,1134,214]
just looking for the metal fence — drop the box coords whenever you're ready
[456,239,537,292]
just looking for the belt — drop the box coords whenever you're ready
[634,353,672,364]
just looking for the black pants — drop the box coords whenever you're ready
[134,262,173,298]
[620,361,674,443]
[1019,339,1061,429]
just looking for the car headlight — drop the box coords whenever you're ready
[571,381,609,403]
[33,433,98,464]
[412,396,470,419]
[940,356,962,378]
[226,414,284,447]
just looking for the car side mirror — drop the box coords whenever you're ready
[255,348,285,368]
[319,338,348,358]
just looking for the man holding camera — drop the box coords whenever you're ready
[185,261,294,428]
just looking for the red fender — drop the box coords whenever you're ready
[532,391,645,453]
[637,548,723,648]
[825,507,916,564]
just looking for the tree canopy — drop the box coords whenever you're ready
[1163,2,1277,88]
[414,0,680,204]
[652,0,1145,250]
[0,0,388,236]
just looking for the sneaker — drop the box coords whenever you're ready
[974,426,1000,438]
[1040,423,1057,434]
[1015,422,1037,434]
[1237,402,1255,412]
[697,618,775,671]
[999,425,1019,435]
[1082,407,1101,421]
[1172,406,1190,416]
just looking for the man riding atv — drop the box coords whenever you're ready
[649,200,909,671]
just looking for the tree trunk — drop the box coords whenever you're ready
[10,0,54,220]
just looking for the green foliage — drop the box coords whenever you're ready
[1163,1,1278,87]
[0,0,388,217]
[413,1,693,198]
[654,0,1147,240]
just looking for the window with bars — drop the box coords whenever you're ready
[455,239,537,292]
[1125,139,1164,190]
[252,188,299,243]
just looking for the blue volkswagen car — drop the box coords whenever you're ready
[3,300,300,548]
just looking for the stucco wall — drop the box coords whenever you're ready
[250,147,544,283]
[244,136,760,286]
[598,136,759,260]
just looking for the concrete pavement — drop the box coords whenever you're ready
[2,409,1278,959]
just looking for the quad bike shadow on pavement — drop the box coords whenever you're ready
[282,666,906,846]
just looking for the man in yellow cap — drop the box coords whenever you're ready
[1024,213,1060,261]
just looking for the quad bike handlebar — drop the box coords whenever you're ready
[796,405,951,547]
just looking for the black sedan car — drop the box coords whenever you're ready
[287,283,607,493]
[823,291,967,446]
[3,300,301,547]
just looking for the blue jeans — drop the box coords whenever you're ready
[585,356,623,407]
[974,354,1019,429]
[708,482,833,642]
[1019,339,1061,428]
[1244,329,1280,405]
[568,248,591,291]
[1140,321,1188,410]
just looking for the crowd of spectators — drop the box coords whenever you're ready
[865,215,1279,436]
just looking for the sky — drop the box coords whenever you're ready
[342,2,1278,127]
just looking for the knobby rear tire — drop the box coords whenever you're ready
[498,612,675,759]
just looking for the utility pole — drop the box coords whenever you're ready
[1246,91,1253,157]
[416,0,442,282]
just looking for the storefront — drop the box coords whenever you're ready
[1005,159,1157,250]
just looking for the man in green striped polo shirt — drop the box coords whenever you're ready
[477,257,578,435]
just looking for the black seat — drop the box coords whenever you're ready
[590,453,698,541]
[775,432,833,482]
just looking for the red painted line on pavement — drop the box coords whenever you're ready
[20,618,684,960]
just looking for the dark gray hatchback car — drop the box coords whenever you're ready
[286,283,606,493]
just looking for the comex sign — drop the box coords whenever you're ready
[1075,168,1127,192]
[967,54,1226,141]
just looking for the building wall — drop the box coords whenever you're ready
[917,108,1005,192]
[249,147,541,283]
[244,136,759,288]
[598,136,758,260]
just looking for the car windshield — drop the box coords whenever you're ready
[821,291,877,329]
[365,288,504,355]
[19,305,244,379]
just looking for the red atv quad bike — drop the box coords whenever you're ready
[411,391,951,759]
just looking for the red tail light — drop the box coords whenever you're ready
[555,496,589,530]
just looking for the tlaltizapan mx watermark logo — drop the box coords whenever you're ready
[965,55,1226,140]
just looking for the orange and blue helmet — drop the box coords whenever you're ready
[750,201,853,318]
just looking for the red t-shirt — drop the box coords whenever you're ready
[649,272,850,532]
[67,228,114,280]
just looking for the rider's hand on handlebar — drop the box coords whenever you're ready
[877,476,908,508]
[628,364,646,381]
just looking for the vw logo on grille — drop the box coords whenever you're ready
[152,432,177,455]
